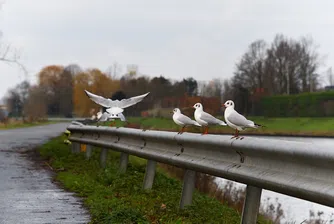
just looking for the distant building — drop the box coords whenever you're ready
[0,101,9,120]
[325,86,334,91]
[0,100,8,110]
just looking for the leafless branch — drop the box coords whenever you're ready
[0,42,28,78]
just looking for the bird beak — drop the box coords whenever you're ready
[170,112,173,114]
[222,104,226,108]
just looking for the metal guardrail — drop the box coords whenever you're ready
[48,117,87,122]
[67,124,334,224]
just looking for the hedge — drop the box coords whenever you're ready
[260,91,334,117]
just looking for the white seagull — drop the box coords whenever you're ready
[70,108,127,127]
[193,103,227,135]
[223,100,264,139]
[95,109,127,127]
[84,90,149,126]
[172,108,201,134]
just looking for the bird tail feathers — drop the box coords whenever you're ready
[254,123,265,128]
[219,121,227,126]
[193,121,201,127]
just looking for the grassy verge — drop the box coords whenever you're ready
[0,119,56,130]
[38,135,271,224]
[104,116,334,137]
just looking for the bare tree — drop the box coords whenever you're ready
[5,81,30,117]
[0,3,27,77]
[24,86,47,122]
[234,34,323,96]
[221,79,233,102]
[106,62,122,79]
[298,36,321,92]
[234,39,267,92]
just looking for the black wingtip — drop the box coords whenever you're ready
[255,123,266,128]
[84,90,90,97]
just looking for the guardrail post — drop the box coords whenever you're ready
[71,142,80,153]
[99,148,108,168]
[179,170,196,209]
[119,152,129,173]
[85,145,92,159]
[241,185,262,224]
[143,160,157,190]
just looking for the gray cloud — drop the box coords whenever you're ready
[1,0,334,97]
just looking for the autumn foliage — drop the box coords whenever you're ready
[5,63,223,120]
[73,69,120,116]
[5,64,120,120]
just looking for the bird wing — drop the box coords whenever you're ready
[85,90,150,109]
[226,110,253,127]
[98,112,110,122]
[118,113,127,121]
[178,114,197,125]
[200,112,224,125]
[113,92,150,109]
[85,90,114,108]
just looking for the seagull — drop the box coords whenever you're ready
[223,100,264,139]
[70,108,127,127]
[193,103,227,135]
[84,90,149,126]
[95,109,127,127]
[172,108,201,134]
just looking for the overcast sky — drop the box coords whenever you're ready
[0,0,334,98]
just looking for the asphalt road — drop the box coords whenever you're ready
[0,123,90,224]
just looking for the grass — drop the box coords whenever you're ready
[0,119,56,130]
[38,135,272,224]
[104,116,334,137]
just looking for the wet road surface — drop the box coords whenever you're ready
[0,123,90,224]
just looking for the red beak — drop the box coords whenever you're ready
[222,104,226,108]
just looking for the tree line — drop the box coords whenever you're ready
[222,34,327,115]
[4,64,225,120]
[3,33,329,120]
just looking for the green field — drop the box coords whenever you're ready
[105,116,334,137]
[38,136,272,224]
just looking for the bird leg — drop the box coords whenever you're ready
[179,126,186,134]
[231,129,240,139]
[202,126,209,135]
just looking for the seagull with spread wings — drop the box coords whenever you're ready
[84,90,149,126]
